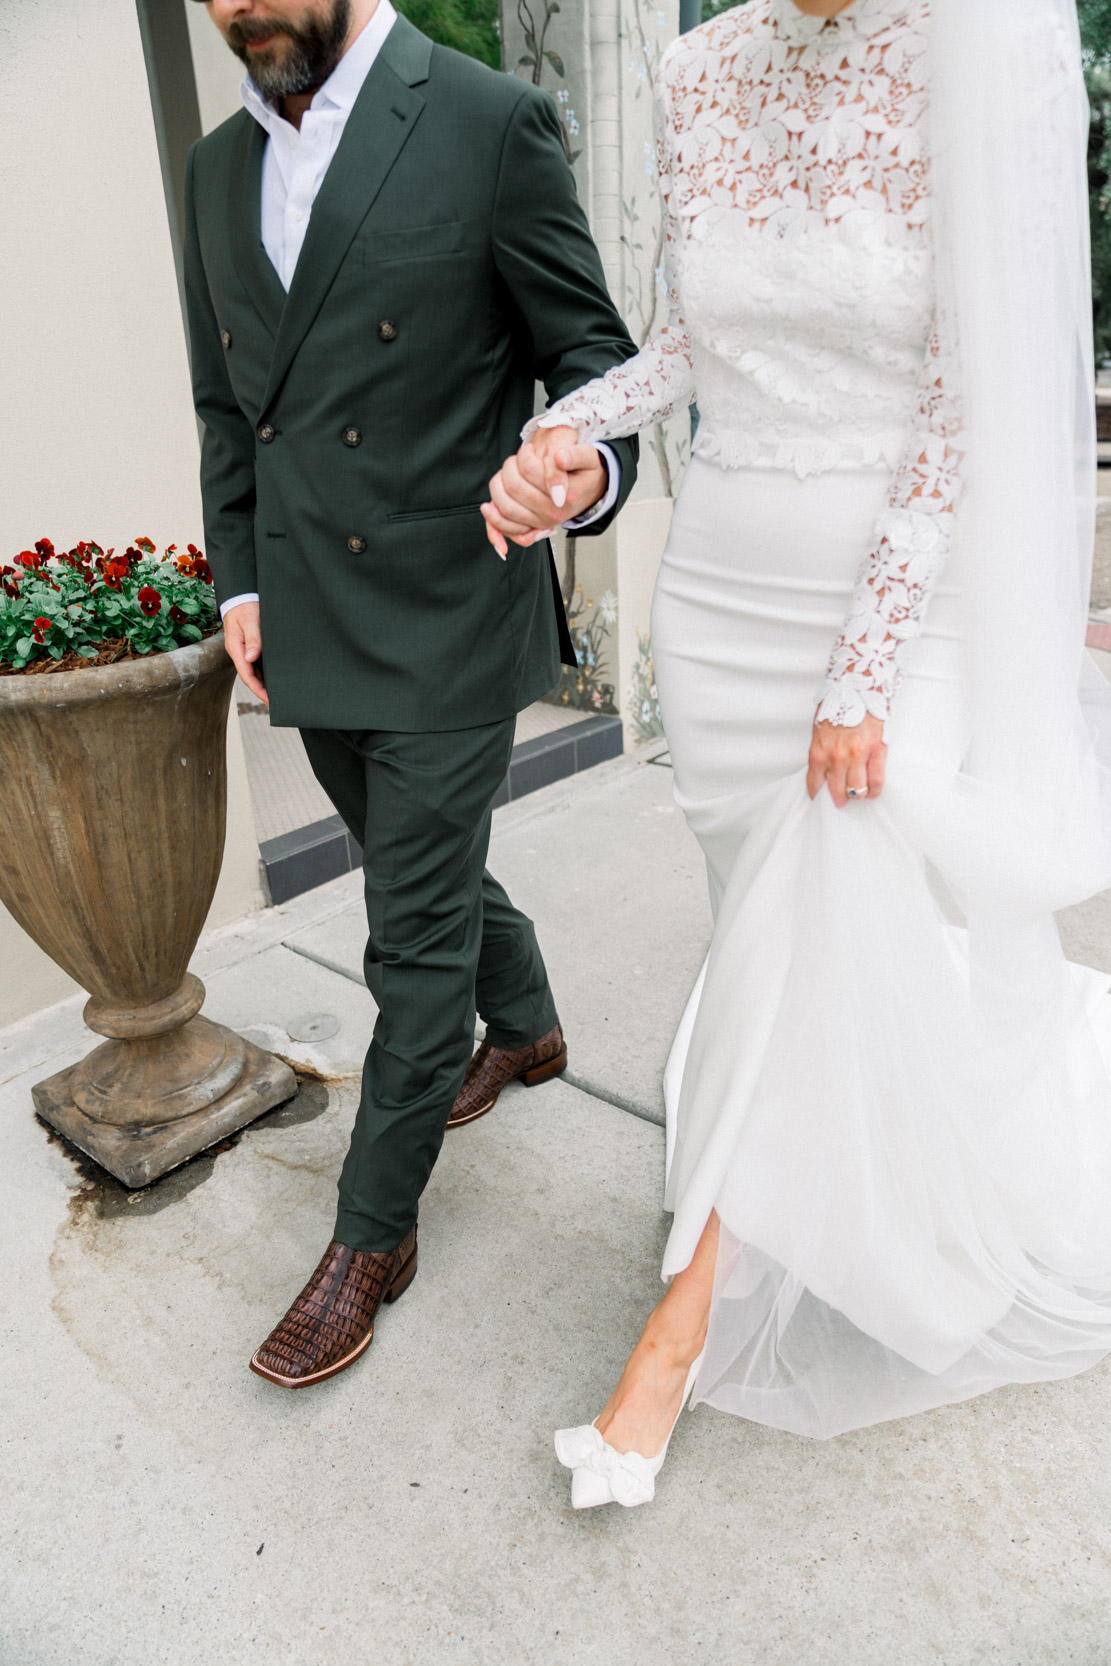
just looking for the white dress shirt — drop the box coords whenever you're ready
[220,1,619,618]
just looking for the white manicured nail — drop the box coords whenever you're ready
[551,484,567,509]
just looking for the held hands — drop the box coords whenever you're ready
[807,714,886,807]
[223,600,267,707]
[482,425,607,559]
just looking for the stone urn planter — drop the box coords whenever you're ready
[0,631,295,1187]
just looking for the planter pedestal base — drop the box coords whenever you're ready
[33,1032,297,1190]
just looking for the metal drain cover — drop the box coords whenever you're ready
[286,1012,341,1043]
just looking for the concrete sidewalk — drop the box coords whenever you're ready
[2,751,1111,1665]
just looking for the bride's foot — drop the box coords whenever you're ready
[594,1305,706,1461]
[554,1212,719,1509]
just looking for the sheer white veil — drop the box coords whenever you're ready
[929,0,1111,912]
[661,0,1111,1436]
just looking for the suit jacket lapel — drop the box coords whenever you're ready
[260,19,432,417]
[229,114,287,345]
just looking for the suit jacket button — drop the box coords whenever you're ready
[220,330,232,349]
[342,426,362,447]
[257,422,275,443]
[347,535,367,553]
[377,321,398,342]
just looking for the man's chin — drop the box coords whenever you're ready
[237,40,289,70]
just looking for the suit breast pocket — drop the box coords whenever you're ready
[362,221,466,265]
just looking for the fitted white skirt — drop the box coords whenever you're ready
[652,458,1111,1439]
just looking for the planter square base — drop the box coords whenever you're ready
[33,1038,298,1190]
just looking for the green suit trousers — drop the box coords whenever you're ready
[300,720,559,1253]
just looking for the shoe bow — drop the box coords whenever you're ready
[553,1424,656,1507]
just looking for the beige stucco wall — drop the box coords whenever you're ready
[0,0,264,1030]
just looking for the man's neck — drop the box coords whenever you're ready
[278,0,380,131]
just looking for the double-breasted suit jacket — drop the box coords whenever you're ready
[183,18,639,732]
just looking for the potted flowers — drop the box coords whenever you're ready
[0,538,294,1188]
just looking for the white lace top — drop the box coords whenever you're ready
[532,0,964,728]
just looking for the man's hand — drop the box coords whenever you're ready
[222,600,267,707]
[806,715,886,807]
[481,425,607,558]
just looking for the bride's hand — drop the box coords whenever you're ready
[807,715,887,807]
[481,426,607,557]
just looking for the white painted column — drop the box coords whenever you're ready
[500,0,684,746]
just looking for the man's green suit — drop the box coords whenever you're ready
[183,17,639,1251]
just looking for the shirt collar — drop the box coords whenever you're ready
[240,0,398,132]
[770,0,912,48]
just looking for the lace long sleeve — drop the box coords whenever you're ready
[523,78,696,445]
[816,326,965,728]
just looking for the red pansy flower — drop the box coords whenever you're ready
[31,617,52,643]
[100,555,130,590]
[135,536,156,555]
[169,605,187,625]
[194,557,213,584]
[34,539,54,558]
[137,586,162,617]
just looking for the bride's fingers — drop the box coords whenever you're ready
[827,751,850,808]
[867,740,888,799]
[480,508,509,559]
[806,736,829,801]
[492,459,554,528]
[480,501,556,556]
[481,495,534,539]
[540,446,570,511]
[845,750,869,803]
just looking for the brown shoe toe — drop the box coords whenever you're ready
[249,1227,417,1390]
[447,1023,567,1130]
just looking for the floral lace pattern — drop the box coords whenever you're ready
[531,0,964,727]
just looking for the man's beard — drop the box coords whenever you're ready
[227,0,353,99]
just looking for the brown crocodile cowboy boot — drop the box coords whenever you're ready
[447,1023,567,1130]
[249,1227,417,1390]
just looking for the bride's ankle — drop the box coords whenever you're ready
[639,1309,707,1373]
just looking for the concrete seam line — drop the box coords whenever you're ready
[561,1070,666,1129]
[195,896,362,977]
[268,954,667,1129]
[2,1047,83,1090]
[490,754,647,837]
[281,942,368,989]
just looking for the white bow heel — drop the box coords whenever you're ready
[554,1350,705,1510]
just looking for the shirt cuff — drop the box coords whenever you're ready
[564,443,620,530]
[219,592,260,619]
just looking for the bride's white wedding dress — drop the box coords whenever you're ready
[536,0,1111,1438]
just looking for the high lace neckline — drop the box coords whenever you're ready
[770,0,912,47]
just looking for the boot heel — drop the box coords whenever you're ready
[521,1046,568,1087]
[385,1248,418,1303]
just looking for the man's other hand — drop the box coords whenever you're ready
[482,426,606,558]
[222,600,267,707]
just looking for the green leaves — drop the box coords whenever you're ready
[0,541,219,674]
[393,0,500,70]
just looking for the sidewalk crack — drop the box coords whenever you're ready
[281,942,366,988]
[561,1071,665,1129]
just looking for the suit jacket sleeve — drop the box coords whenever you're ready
[491,86,639,536]
[183,144,259,607]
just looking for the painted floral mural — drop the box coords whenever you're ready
[627,629,664,740]
[500,0,686,742]
[550,588,619,714]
